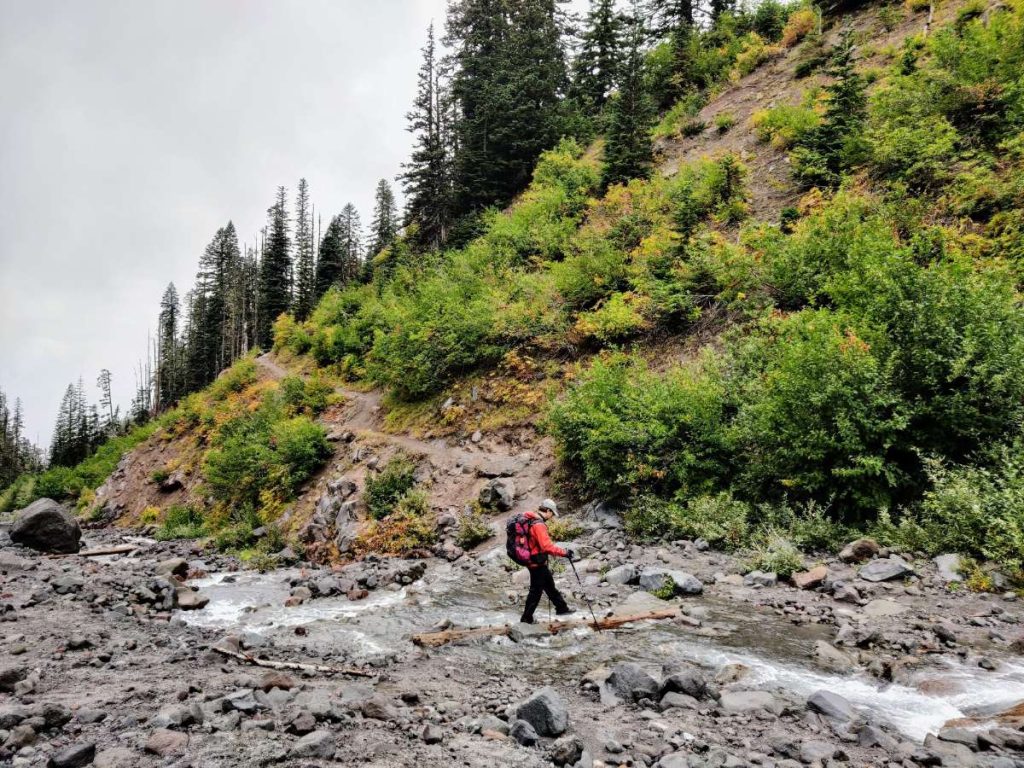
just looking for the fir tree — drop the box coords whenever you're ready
[570,0,624,117]
[292,178,316,319]
[447,0,569,216]
[368,179,399,258]
[602,21,655,187]
[156,283,182,408]
[314,215,345,298]
[339,203,363,284]
[256,187,292,348]
[401,23,453,251]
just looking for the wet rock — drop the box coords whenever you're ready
[937,727,980,751]
[514,686,568,736]
[174,587,209,610]
[421,724,443,744]
[838,537,879,563]
[800,740,839,764]
[46,742,96,768]
[933,553,963,583]
[811,641,854,673]
[923,733,978,766]
[510,719,539,746]
[550,734,584,765]
[638,569,703,596]
[858,556,914,582]
[659,669,709,700]
[719,690,783,715]
[743,570,777,588]
[289,730,336,759]
[604,564,637,585]
[978,728,1024,752]
[858,724,898,750]
[10,498,82,553]
[154,558,188,578]
[792,565,828,590]
[932,622,958,644]
[479,478,516,511]
[659,693,699,711]
[807,690,855,722]
[605,662,659,703]
[144,728,188,757]
[831,581,861,604]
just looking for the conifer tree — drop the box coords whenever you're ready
[602,21,655,187]
[292,178,316,319]
[369,179,399,258]
[339,203,363,284]
[314,215,345,298]
[571,0,624,117]
[0,390,39,488]
[96,369,116,435]
[402,23,453,251]
[256,187,292,348]
[156,283,182,408]
[447,0,569,216]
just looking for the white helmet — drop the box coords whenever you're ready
[539,498,558,516]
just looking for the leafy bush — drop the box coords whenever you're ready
[746,533,804,577]
[752,103,821,148]
[625,493,752,548]
[781,7,817,48]
[573,292,652,343]
[365,455,417,520]
[546,518,584,541]
[271,417,331,491]
[357,489,437,555]
[455,505,493,549]
[155,504,206,541]
[730,33,783,80]
[715,112,737,133]
[208,358,259,401]
[150,468,169,485]
[681,119,707,137]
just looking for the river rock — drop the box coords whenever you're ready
[812,641,854,673]
[92,748,136,768]
[792,565,828,590]
[46,742,96,768]
[479,478,515,511]
[839,538,879,563]
[289,730,335,759]
[361,696,396,721]
[10,498,82,553]
[155,558,188,578]
[174,587,209,610]
[421,723,443,744]
[807,690,855,721]
[510,719,539,746]
[858,556,914,582]
[938,727,979,750]
[515,686,568,736]
[862,598,910,618]
[660,668,709,700]
[144,729,188,757]
[933,553,963,583]
[550,734,584,766]
[800,740,839,763]
[604,564,637,585]
[605,663,659,703]
[744,570,777,588]
[719,690,783,714]
[638,569,702,596]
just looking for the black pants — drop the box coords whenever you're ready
[521,563,570,622]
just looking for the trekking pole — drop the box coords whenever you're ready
[567,556,601,631]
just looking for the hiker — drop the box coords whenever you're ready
[506,498,575,624]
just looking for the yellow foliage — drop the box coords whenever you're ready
[141,505,162,524]
[781,8,817,48]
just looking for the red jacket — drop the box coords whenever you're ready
[524,510,567,567]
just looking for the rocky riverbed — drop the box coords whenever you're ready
[2,504,1023,768]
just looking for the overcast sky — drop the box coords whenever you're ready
[1,0,480,446]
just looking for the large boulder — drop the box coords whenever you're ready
[514,686,568,737]
[639,569,703,596]
[807,690,856,721]
[604,564,637,585]
[604,663,659,703]
[933,553,963,583]
[838,537,879,563]
[479,478,515,511]
[10,498,81,553]
[858,556,914,583]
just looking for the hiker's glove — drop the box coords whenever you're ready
[565,549,575,561]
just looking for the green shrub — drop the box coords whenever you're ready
[156,504,206,541]
[365,455,417,520]
[681,119,707,137]
[746,533,804,577]
[548,352,730,501]
[150,468,170,485]
[280,375,332,416]
[357,488,437,554]
[271,417,331,491]
[752,103,820,148]
[546,518,584,541]
[208,358,259,401]
[455,506,493,549]
[715,112,737,133]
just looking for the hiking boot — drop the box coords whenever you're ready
[555,607,576,616]
[520,616,535,624]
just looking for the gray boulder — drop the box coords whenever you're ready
[838,537,879,563]
[660,668,709,700]
[858,556,914,582]
[604,662,659,703]
[47,743,97,768]
[639,569,703,596]
[719,690,783,714]
[10,498,81,553]
[744,570,778,588]
[515,686,568,736]
[604,564,637,585]
[289,730,335,759]
[510,719,539,746]
[807,690,855,721]
[479,478,515,511]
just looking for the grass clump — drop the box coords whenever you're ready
[155,504,206,541]
[746,533,804,577]
[455,503,493,549]
[357,489,437,555]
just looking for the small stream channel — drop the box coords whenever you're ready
[178,557,1024,743]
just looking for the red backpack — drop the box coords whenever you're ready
[506,513,538,567]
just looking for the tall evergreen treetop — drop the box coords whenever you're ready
[571,0,624,117]
[256,187,292,348]
[369,179,399,258]
[602,19,655,187]
[293,178,316,320]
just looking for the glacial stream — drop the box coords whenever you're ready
[178,559,1024,743]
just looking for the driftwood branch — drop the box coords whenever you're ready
[412,608,685,648]
[212,646,375,677]
[47,545,138,558]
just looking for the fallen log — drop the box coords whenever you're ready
[49,544,138,558]
[212,646,375,677]
[412,607,685,648]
